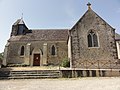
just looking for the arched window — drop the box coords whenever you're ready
[87,30,98,47]
[51,45,55,55]
[20,46,24,56]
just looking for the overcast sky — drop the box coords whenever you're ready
[0,0,120,52]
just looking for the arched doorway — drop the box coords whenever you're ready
[31,48,43,66]
[33,54,40,66]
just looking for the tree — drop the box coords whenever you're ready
[0,52,3,60]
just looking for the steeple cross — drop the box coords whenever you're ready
[87,2,91,10]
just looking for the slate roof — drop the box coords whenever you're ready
[9,29,69,42]
[13,18,25,25]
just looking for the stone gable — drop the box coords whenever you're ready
[69,7,118,69]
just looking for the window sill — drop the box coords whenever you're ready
[51,55,57,57]
[20,55,24,58]
[88,47,100,49]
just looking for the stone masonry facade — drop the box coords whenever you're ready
[3,3,120,69]
[68,5,120,69]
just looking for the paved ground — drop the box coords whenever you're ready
[0,77,120,90]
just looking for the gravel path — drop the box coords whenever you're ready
[0,77,120,90]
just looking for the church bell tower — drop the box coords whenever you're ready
[10,18,28,36]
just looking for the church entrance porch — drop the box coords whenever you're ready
[33,54,40,66]
[31,48,43,66]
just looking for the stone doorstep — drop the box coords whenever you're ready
[0,75,60,79]
[1,67,120,71]
[0,68,61,79]
[8,76,60,79]
[1,66,61,71]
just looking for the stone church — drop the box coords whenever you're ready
[3,19,68,66]
[3,3,120,69]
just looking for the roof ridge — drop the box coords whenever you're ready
[30,29,69,31]
[71,7,114,30]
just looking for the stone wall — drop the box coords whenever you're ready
[60,69,120,78]
[116,41,120,59]
[70,9,118,68]
[47,42,68,65]
[6,40,68,66]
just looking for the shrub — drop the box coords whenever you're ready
[61,58,70,67]
[0,52,3,64]
[0,52,3,60]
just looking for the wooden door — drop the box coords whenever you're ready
[33,54,40,66]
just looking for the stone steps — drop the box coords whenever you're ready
[0,76,60,79]
[0,70,60,79]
